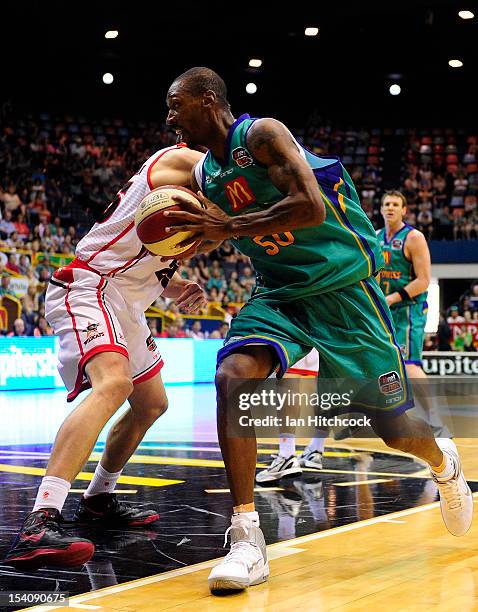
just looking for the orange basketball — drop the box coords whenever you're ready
[135,185,201,256]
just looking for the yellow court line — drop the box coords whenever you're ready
[70,489,137,494]
[93,454,432,480]
[0,459,437,484]
[334,478,394,487]
[24,491,478,612]
[303,466,431,479]
[123,446,360,458]
[0,464,183,487]
[258,449,360,458]
[206,487,284,493]
[89,452,227,468]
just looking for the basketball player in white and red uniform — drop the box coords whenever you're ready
[6,144,206,569]
[256,349,327,482]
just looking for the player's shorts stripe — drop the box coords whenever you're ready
[133,359,164,386]
[217,334,289,376]
[65,282,84,358]
[96,278,114,343]
[406,305,412,361]
[361,279,410,405]
[100,294,126,348]
[286,367,318,377]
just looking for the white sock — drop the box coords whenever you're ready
[307,436,326,454]
[33,476,71,512]
[279,435,296,458]
[84,463,122,498]
[232,510,260,526]
[430,451,455,481]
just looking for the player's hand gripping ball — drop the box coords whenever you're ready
[135,185,202,257]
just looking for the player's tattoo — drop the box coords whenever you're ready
[248,123,306,195]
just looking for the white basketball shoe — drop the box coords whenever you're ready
[256,454,302,483]
[208,513,269,592]
[298,448,323,469]
[431,438,473,537]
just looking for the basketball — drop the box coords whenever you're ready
[135,185,202,256]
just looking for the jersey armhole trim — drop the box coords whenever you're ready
[401,227,413,263]
[146,143,187,190]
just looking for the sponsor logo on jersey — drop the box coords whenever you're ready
[220,168,234,178]
[381,269,401,279]
[83,321,105,345]
[232,147,254,168]
[146,334,158,352]
[224,176,256,211]
[391,239,403,250]
[378,370,403,395]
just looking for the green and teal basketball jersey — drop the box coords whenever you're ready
[377,224,427,307]
[197,114,383,299]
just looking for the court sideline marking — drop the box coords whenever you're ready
[23,491,478,612]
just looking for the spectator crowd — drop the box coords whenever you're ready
[1,108,477,342]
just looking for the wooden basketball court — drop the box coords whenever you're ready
[22,438,478,612]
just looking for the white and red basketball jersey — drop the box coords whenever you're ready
[74,144,187,311]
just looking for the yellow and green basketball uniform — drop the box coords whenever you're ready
[377,224,428,365]
[196,114,413,414]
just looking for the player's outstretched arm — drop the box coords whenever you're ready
[387,230,431,306]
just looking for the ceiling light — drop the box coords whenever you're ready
[249,59,262,68]
[448,59,464,68]
[304,27,319,37]
[102,73,114,84]
[246,82,257,94]
[389,84,401,96]
[105,30,119,39]
[458,10,474,19]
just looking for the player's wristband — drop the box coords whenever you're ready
[398,287,411,302]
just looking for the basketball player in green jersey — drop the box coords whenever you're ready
[378,191,450,437]
[164,67,472,593]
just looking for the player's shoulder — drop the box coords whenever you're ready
[247,117,288,140]
[406,226,425,240]
[405,226,428,249]
[155,145,204,169]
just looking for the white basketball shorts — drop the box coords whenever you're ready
[45,259,163,402]
[286,348,319,377]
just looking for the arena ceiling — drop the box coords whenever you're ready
[3,0,476,126]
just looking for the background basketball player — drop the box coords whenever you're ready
[378,191,450,437]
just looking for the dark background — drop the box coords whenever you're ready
[2,0,476,127]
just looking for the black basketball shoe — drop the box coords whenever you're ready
[74,493,160,526]
[4,508,95,569]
